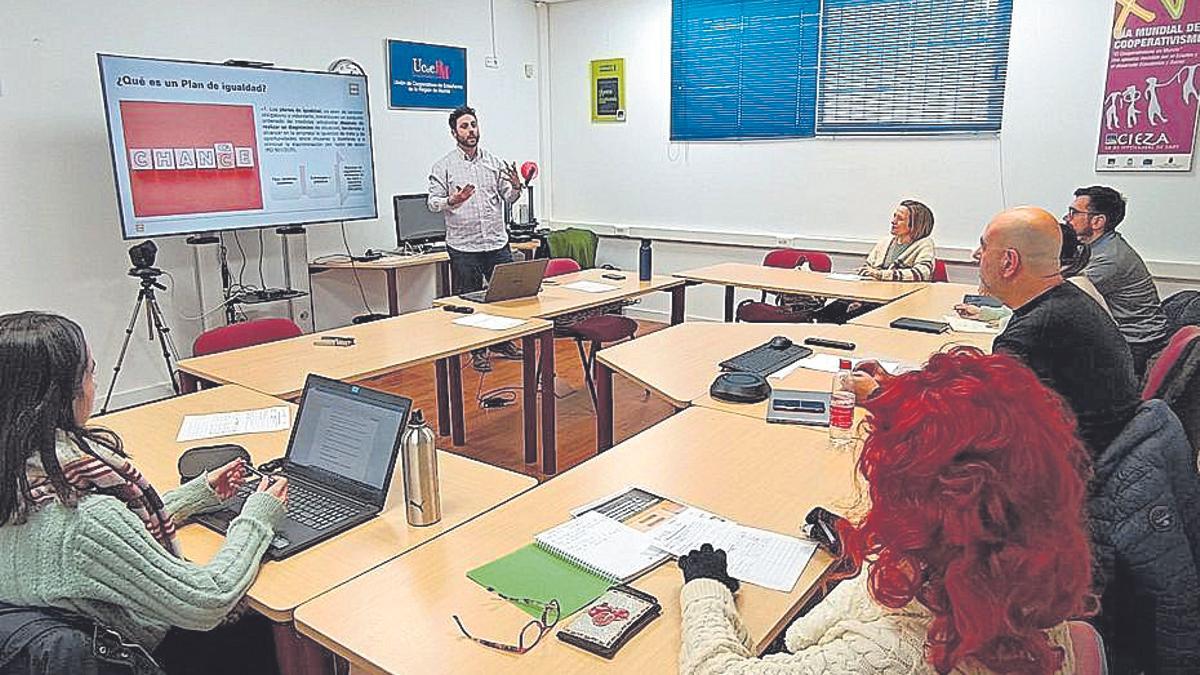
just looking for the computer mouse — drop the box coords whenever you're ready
[768,336,793,350]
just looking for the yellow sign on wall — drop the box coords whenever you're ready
[590,58,625,123]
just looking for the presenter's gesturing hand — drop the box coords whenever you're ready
[448,184,476,207]
[502,161,523,191]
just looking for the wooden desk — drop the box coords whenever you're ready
[692,324,994,420]
[93,385,535,670]
[309,253,451,317]
[595,323,993,449]
[176,309,560,473]
[293,407,861,674]
[674,262,926,321]
[435,268,689,324]
[849,282,998,340]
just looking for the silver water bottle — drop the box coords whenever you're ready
[400,409,441,527]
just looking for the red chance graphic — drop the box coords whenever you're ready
[121,101,263,217]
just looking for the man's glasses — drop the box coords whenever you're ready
[1066,207,1099,219]
[453,590,561,655]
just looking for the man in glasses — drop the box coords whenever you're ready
[1065,186,1170,380]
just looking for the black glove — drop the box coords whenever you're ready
[678,543,739,594]
[804,507,847,556]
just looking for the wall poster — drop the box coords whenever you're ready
[1096,0,1200,171]
[591,58,626,123]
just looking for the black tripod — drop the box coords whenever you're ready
[100,267,181,414]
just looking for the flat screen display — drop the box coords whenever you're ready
[98,54,378,239]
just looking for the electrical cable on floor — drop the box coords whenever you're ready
[474,365,521,409]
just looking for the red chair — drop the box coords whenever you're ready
[1142,325,1200,464]
[1069,621,1108,675]
[193,318,303,357]
[545,258,639,407]
[184,318,303,393]
[736,249,832,323]
[544,258,582,277]
[931,259,949,282]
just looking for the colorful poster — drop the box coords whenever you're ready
[591,58,626,123]
[386,40,467,110]
[1096,0,1200,171]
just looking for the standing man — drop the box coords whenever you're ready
[429,105,524,372]
[1064,186,1170,380]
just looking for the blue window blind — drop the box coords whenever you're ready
[671,0,821,140]
[817,0,1013,133]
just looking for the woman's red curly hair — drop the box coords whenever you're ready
[836,347,1095,674]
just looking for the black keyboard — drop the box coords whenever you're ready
[234,481,360,531]
[720,341,813,376]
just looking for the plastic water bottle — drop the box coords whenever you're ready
[829,359,856,448]
[639,239,653,281]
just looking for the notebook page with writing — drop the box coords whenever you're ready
[535,511,669,583]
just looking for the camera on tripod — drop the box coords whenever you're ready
[100,239,179,413]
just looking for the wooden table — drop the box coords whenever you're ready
[434,268,689,324]
[176,309,561,473]
[595,323,994,449]
[849,282,997,336]
[310,252,451,317]
[93,385,536,671]
[293,407,861,674]
[674,262,926,321]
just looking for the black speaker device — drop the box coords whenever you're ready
[709,372,771,404]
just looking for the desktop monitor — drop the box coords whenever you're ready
[394,194,446,246]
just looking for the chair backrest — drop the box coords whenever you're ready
[545,228,599,269]
[1143,326,1200,399]
[192,318,303,357]
[1142,326,1200,464]
[762,249,832,273]
[931,259,949,283]
[545,257,583,278]
[1069,621,1108,675]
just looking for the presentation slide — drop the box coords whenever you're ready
[98,54,378,239]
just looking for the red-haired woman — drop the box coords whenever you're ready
[677,347,1095,674]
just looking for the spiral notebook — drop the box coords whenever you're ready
[467,511,670,618]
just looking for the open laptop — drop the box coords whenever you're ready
[193,374,412,560]
[460,258,549,303]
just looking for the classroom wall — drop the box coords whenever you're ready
[542,0,1200,305]
[0,0,542,408]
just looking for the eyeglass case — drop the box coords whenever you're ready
[177,443,250,483]
[556,585,660,659]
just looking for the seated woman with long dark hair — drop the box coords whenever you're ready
[677,347,1095,674]
[0,311,288,674]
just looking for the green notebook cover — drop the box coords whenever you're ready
[466,543,613,618]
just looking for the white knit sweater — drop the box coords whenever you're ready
[679,573,1075,675]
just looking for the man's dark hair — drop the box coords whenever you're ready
[1074,185,1126,231]
[448,105,476,130]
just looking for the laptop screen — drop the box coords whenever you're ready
[286,376,411,495]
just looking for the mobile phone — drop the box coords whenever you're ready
[602,273,626,281]
[773,399,826,413]
[890,317,951,334]
[962,294,1003,308]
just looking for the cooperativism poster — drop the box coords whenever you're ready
[1099,1,1200,169]
[1096,1,1200,171]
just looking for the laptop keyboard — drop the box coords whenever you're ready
[234,480,359,530]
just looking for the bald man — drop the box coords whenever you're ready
[979,207,1139,453]
[855,207,1139,453]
